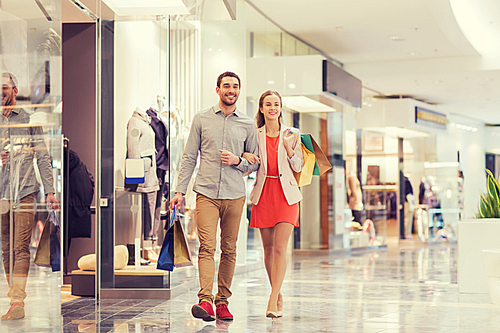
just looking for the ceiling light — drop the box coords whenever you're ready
[102,0,189,16]
[282,96,337,113]
[466,126,472,131]
[288,83,296,89]
[364,127,430,138]
[408,51,418,56]
[267,80,275,85]
[389,35,404,41]
[472,127,478,132]
[433,80,444,84]
[424,162,460,169]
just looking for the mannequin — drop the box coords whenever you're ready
[347,171,364,223]
[348,171,377,245]
[403,174,414,239]
[126,107,160,262]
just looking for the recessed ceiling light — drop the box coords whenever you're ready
[408,51,418,56]
[389,35,404,41]
[288,83,296,89]
[267,80,275,85]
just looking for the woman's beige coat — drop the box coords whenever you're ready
[249,125,304,206]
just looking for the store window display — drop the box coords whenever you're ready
[0,72,59,320]
[346,171,376,245]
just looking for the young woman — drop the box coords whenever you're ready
[244,90,304,318]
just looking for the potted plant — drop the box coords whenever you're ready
[459,169,500,294]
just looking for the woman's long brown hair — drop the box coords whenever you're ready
[255,90,283,128]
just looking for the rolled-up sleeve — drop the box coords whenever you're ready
[234,125,259,173]
[175,114,201,195]
[287,131,304,173]
[32,126,55,194]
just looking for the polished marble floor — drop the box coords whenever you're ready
[4,241,500,332]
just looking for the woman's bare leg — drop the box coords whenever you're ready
[267,222,293,312]
[259,227,275,287]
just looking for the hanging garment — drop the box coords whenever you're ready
[68,150,94,239]
[146,108,169,171]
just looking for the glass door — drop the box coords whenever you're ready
[1,0,63,327]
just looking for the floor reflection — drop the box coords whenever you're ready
[4,242,500,332]
[0,259,61,332]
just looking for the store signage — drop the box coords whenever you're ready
[322,60,362,108]
[415,107,448,129]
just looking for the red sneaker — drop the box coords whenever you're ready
[216,304,233,321]
[191,301,215,321]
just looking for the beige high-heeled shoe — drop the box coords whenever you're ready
[266,310,280,318]
[276,293,283,317]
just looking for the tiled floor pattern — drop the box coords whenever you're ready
[4,242,500,332]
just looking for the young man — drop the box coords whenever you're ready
[170,71,259,321]
[1,72,59,320]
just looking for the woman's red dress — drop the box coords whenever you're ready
[250,135,299,228]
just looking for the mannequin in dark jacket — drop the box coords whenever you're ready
[68,150,94,239]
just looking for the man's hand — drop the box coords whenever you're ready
[242,152,260,165]
[219,150,240,165]
[46,193,60,210]
[169,192,185,211]
[1,151,8,165]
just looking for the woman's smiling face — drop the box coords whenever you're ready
[260,95,281,123]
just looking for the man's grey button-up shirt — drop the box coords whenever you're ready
[175,105,259,200]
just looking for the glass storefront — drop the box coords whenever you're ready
[351,89,461,244]
[0,0,62,325]
[57,0,388,300]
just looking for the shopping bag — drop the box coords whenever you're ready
[157,208,175,271]
[34,217,51,267]
[309,135,332,176]
[174,217,193,268]
[125,158,145,184]
[293,136,316,187]
[292,133,332,186]
[49,211,61,272]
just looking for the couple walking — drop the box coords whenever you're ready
[170,71,304,321]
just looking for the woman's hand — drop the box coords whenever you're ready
[242,152,260,165]
[283,129,296,158]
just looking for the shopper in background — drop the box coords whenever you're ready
[243,90,304,318]
[1,72,59,321]
[170,71,259,322]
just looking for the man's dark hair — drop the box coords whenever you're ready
[2,72,18,88]
[217,71,240,88]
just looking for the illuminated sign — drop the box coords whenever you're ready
[415,107,448,129]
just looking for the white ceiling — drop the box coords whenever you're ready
[249,0,500,124]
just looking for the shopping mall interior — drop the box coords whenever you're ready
[1,0,500,332]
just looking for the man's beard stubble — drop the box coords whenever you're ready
[221,95,237,107]
[2,92,15,117]
[2,92,14,107]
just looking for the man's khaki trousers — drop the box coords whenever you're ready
[0,193,36,304]
[195,193,245,306]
